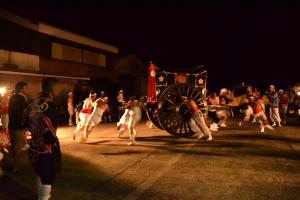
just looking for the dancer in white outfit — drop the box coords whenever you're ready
[73,92,96,140]
[82,98,109,141]
[117,97,142,145]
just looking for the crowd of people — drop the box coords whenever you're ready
[205,84,289,134]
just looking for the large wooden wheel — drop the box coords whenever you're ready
[157,84,205,137]
[146,102,163,129]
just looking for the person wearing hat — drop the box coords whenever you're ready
[67,92,74,126]
[268,85,281,127]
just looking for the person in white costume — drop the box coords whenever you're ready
[82,97,109,141]
[117,96,142,145]
[73,92,96,140]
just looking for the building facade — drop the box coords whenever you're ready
[0,8,119,101]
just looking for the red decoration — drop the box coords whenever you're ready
[147,62,157,102]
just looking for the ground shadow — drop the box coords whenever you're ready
[0,175,36,200]
[0,151,139,200]
[224,132,300,144]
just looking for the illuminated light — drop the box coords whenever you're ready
[297,91,300,96]
[150,70,156,77]
[0,87,6,96]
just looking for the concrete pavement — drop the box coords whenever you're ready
[0,120,300,200]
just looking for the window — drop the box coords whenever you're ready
[10,52,39,71]
[0,49,9,67]
[52,42,82,63]
[83,50,106,67]
[0,49,39,71]
[51,42,107,67]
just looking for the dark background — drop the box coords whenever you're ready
[1,1,299,91]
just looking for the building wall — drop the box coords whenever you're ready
[39,58,118,81]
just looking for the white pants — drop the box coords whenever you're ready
[191,112,211,137]
[118,109,129,126]
[269,107,281,123]
[87,108,104,126]
[128,107,142,128]
[254,111,268,124]
[67,103,74,115]
[216,110,228,126]
[36,176,51,200]
[67,104,74,124]
[243,105,254,121]
[75,112,90,133]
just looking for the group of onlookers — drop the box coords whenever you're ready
[0,79,61,200]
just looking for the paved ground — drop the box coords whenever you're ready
[0,119,300,200]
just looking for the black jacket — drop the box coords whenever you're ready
[8,93,28,130]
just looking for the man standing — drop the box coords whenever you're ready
[8,82,28,174]
[24,77,61,200]
[268,85,281,127]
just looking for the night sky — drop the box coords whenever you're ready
[1,1,300,90]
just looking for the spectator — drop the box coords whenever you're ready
[8,82,28,174]
[100,91,111,122]
[116,90,125,120]
[268,85,281,127]
[24,77,61,200]
[279,89,289,125]
[67,92,74,126]
[0,90,11,130]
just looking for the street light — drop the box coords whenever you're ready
[0,87,6,96]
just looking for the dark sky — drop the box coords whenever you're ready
[1,1,300,90]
